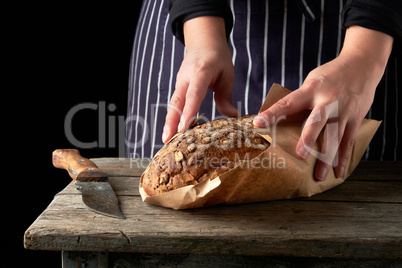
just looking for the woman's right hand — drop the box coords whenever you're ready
[162,16,239,143]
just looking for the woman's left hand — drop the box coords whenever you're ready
[253,26,393,181]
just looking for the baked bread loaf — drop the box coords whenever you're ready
[141,115,270,196]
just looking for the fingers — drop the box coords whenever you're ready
[253,88,311,127]
[274,93,356,181]
[334,121,359,178]
[295,104,337,181]
[300,104,360,181]
[295,100,345,181]
[214,83,240,118]
[179,71,211,131]
[313,120,359,181]
[313,120,344,181]
[162,70,212,143]
[296,107,328,159]
[162,80,187,143]
[212,64,239,118]
[163,75,238,144]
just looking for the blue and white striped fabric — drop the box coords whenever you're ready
[126,0,400,161]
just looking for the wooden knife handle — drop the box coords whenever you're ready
[52,149,108,182]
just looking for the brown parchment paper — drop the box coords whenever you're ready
[140,84,381,209]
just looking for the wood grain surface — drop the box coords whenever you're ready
[25,159,402,260]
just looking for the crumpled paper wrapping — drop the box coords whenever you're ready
[140,84,381,209]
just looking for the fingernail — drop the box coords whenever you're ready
[337,166,345,178]
[336,165,346,179]
[316,166,329,181]
[162,127,169,143]
[253,115,267,127]
[297,146,309,159]
[178,116,185,132]
[227,105,240,118]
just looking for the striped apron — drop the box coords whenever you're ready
[126,0,401,161]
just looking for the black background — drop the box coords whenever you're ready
[6,2,401,267]
[7,2,143,267]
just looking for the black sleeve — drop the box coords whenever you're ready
[169,0,233,45]
[342,0,402,49]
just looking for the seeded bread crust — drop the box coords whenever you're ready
[141,115,270,196]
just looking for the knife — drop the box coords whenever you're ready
[52,149,125,219]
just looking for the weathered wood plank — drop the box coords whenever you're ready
[301,180,402,203]
[90,159,402,182]
[350,161,402,181]
[57,177,402,205]
[55,176,402,203]
[25,159,402,262]
[56,177,140,196]
[25,193,402,258]
[91,158,151,177]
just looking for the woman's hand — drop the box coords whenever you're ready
[162,16,238,143]
[253,26,393,181]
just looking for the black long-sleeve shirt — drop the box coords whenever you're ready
[126,0,401,160]
[169,0,233,44]
[169,0,402,48]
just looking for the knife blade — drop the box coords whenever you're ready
[52,149,125,219]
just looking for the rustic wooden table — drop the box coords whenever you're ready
[25,159,402,267]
